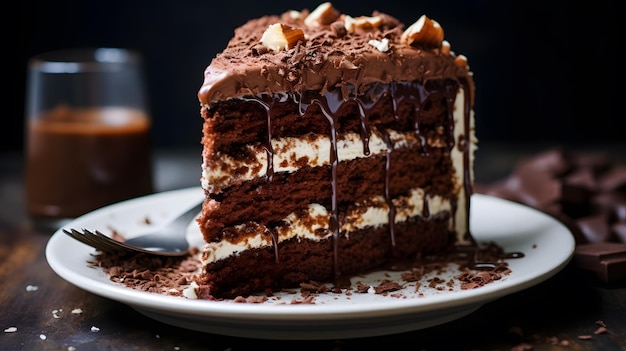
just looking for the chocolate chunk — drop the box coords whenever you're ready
[564,168,597,191]
[612,221,626,243]
[476,148,626,283]
[577,214,612,244]
[511,170,561,209]
[560,182,592,218]
[592,192,626,221]
[574,242,626,283]
[598,165,626,192]
[570,152,611,175]
[515,148,570,176]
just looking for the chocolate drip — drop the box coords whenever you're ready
[422,194,431,218]
[450,198,458,235]
[444,84,457,151]
[300,91,343,277]
[243,79,470,279]
[244,94,285,262]
[268,229,280,264]
[354,102,371,155]
[353,92,377,156]
[383,135,397,247]
[391,82,429,154]
[355,88,397,248]
[388,81,460,230]
[243,95,275,182]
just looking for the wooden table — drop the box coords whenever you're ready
[1,145,625,350]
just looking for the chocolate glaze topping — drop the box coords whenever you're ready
[198,4,474,106]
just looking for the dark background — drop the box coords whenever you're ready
[10,0,620,153]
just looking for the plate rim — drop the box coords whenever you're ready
[45,189,575,334]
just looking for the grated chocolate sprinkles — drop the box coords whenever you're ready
[89,240,515,304]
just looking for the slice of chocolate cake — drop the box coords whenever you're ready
[195,2,476,298]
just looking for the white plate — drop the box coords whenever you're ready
[46,188,575,340]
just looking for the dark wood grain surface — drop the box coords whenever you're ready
[1,144,625,351]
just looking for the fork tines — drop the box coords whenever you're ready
[62,228,133,255]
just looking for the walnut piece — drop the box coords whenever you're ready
[344,15,383,33]
[454,54,469,68]
[401,15,444,49]
[260,23,305,53]
[441,40,451,56]
[304,2,340,27]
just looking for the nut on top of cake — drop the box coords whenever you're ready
[198,2,472,105]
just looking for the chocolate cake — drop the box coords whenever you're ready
[195,2,476,298]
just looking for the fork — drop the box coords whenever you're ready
[62,200,203,256]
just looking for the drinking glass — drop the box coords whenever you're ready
[25,48,154,229]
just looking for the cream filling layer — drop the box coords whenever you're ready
[201,188,451,265]
[201,129,426,192]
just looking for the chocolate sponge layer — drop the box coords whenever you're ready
[196,215,453,299]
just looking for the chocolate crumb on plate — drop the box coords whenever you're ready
[90,239,514,302]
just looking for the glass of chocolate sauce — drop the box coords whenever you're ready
[25,48,154,230]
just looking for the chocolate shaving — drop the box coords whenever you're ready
[90,240,515,302]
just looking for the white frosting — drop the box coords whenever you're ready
[450,87,476,245]
[201,129,425,192]
[201,188,452,265]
